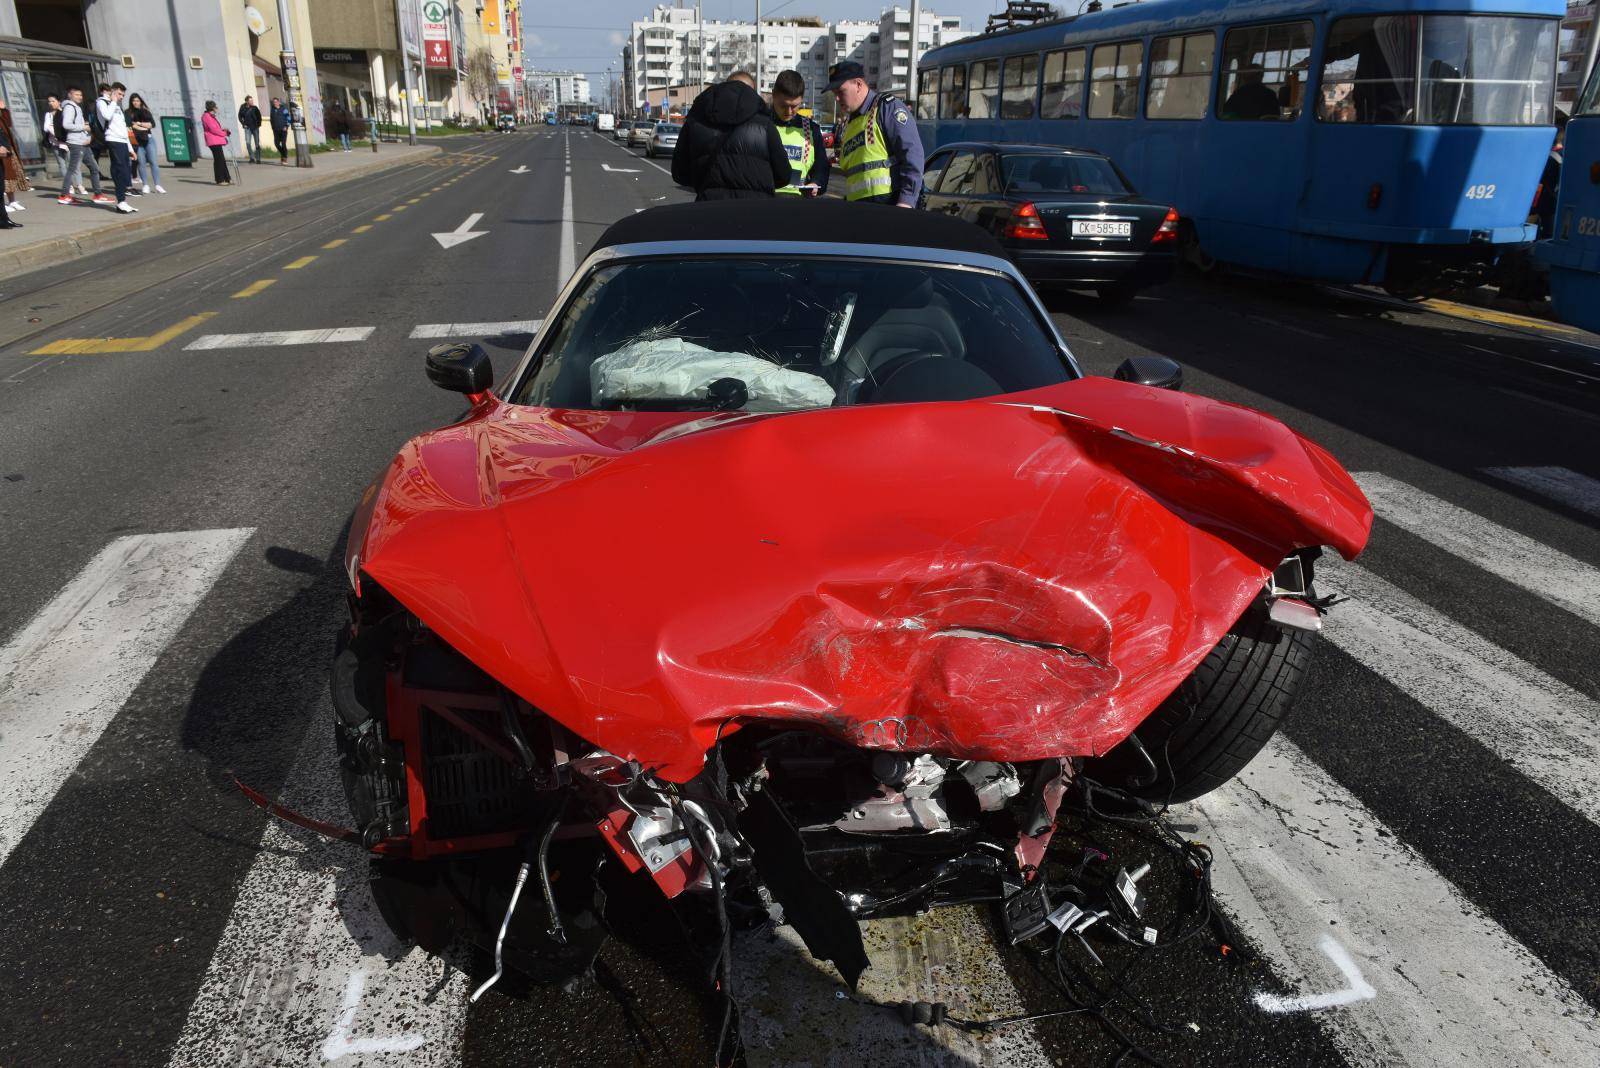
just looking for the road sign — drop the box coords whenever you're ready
[423,1,451,70]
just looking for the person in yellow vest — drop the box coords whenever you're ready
[770,70,829,197]
[826,61,924,208]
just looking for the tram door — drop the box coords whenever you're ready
[1202,20,1316,272]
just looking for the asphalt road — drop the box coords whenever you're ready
[2,127,1598,1068]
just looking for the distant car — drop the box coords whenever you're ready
[595,113,616,133]
[496,114,516,132]
[627,121,654,148]
[922,142,1177,306]
[544,115,557,126]
[612,120,630,141]
[647,122,681,158]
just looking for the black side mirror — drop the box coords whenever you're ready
[425,342,493,394]
[1113,356,1183,391]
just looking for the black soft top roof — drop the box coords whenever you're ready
[593,199,1009,259]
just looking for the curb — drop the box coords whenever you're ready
[0,145,444,282]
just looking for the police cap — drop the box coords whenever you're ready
[826,61,867,92]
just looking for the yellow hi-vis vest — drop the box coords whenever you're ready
[840,98,894,202]
[775,122,813,195]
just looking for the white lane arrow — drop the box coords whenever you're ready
[509,165,529,174]
[432,212,488,249]
[602,162,639,173]
[1253,936,1377,1014]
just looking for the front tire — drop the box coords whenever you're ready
[1084,598,1316,804]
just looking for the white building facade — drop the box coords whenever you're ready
[622,4,968,113]
[528,69,591,113]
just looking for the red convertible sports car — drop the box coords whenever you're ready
[320,201,1370,1023]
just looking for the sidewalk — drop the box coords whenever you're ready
[0,143,444,281]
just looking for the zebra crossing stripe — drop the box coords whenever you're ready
[0,529,254,871]
[1320,557,1600,828]
[168,720,468,1067]
[1354,472,1600,629]
[1196,738,1600,1067]
[1483,465,1600,521]
[184,328,376,351]
[409,321,542,339]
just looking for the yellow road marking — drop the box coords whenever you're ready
[232,278,277,299]
[30,312,216,355]
[407,197,422,204]
[392,205,408,212]
[374,213,392,221]
[321,239,347,249]
[284,255,317,270]
[1421,298,1578,334]
[351,224,372,233]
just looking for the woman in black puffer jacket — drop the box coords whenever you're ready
[670,74,790,201]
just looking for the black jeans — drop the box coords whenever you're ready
[210,144,230,183]
[273,126,288,158]
[107,142,131,202]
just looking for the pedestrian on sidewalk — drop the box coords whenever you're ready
[671,72,790,201]
[97,82,138,214]
[269,97,290,163]
[124,93,164,193]
[57,87,111,205]
[201,100,232,185]
[0,112,21,229]
[238,96,262,163]
[0,101,31,218]
[40,94,68,182]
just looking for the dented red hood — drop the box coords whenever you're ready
[349,378,1371,782]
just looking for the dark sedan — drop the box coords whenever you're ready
[922,143,1178,305]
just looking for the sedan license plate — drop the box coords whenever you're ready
[1071,219,1132,238]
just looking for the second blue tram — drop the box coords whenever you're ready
[1537,61,1600,334]
[915,0,1562,295]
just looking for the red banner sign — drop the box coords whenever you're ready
[424,37,452,69]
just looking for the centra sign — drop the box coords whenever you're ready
[314,48,368,64]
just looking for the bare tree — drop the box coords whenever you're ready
[466,46,498,120]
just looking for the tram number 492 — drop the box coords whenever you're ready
[1463,184,1497,200]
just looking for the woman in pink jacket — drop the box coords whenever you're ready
[200,100,232,186]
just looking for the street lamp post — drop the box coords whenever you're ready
[394,0,418,145]
[275,0,312,166]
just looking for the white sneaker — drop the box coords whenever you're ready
[154,185,167,193]
[73,186,87,196]
[3,203,13,213]
[115,201,138,213]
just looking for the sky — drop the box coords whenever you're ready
[522,0,1016,83]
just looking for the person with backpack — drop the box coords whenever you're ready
[56,86,112,205]
[40,94,69,186]
[269,97,290,163]
[96,82,138,213]
[670,72,790,201]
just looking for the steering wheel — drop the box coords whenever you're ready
[848,351,945,405]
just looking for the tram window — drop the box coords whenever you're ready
[1581,57,1600,117]
[1417,16,1556,125]
[1147,31,1215,119]
[968,59,1002,119]
[1219,21,1312,120]
[1042,48,1087,118]
[1089,40,1144,119]
[941,150,980,194]
[941,64,968,117]
[1320,16,1418,124]
[1001,54,1041,119]
[917,69,940,120]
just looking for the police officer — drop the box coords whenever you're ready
[770,70,828,197]
[826,61,924,207]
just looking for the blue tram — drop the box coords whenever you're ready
[1537,62,1600,333]
[915,0,1562,295]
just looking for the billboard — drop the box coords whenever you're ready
[482,0,502,35]
[423,1,451,69]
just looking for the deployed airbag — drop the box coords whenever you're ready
[591,338,836,412]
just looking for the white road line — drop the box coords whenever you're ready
[1354,471,1600,628]
[0,529,253,870]
[1319,557,1600,827]
[168,711,468,1068]
[559,171,575,286]
[1195,738,1600,1067]
[185,328,376,351]
[1483,465,1600,520]
[603,131,674,178]
[734,908,1053,1067]
[410,321,542,339]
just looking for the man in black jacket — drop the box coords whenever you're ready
[671,72,790,201]
[237,96,262,163]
